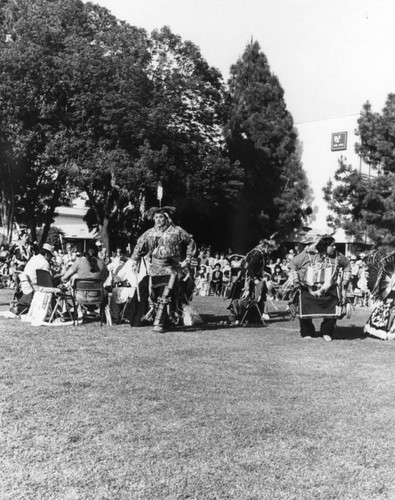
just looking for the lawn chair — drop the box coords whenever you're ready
[73,278,106,325]
[36,269,76,324]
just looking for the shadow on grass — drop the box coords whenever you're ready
[176,310,294,333]
[179,312,369,339]
[332,324,368,340]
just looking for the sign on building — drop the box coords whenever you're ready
[331,131,347,151]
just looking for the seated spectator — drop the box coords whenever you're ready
[0,244,10,263]
[61,245,108,302]
[354,268,370,307]
[96,241,109,265]
[212,252,221,267]
[229,254,244,284]
[197,248,207,266]
[207,251,216,269]
[17,243,56,307]
[221,269,231,297]
[281,258,291,273]
[269,257,282,273]
[55,249,64,267]
[218,253,229,269]
[286,249,295,261]
[210,263,223,296]
[348,255,359,293]
[64,247,78,269]
[108,247,123,273]
[194,265,209,296]
[189,255,200,279]
[11,230,32,272]
[109,257,140,323]
[267,264,288,300]
[52,249,65,279]
[0,244,11,280]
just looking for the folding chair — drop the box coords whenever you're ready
[221,280,232,299]
[9,271,32,317]
[230,280,268,326]
[36,269,76,324]
[120,296,133,322]
[239,298,267,325]
[73,278,106,325]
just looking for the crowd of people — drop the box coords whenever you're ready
[0,231,373,311]
[191,248,297,300]
[190,247,372,306]
[1,213,390,340]
[0,208,198,330]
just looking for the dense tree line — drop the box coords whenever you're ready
[0,0,310,252]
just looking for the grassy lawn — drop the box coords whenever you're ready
[1,289,395,500]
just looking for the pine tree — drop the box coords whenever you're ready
[324,95,395,249]
[224,41,310,251]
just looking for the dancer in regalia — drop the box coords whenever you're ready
[289,235,351,341]
[130,206,196,333]
[364,250,395,340]
[227,239,277,325]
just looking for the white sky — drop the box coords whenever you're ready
[85,0,395,124]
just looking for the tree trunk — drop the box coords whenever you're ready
[101,218,110,252]
[38,179,64,245]
[29,222,37,244]
[0,172,15,244]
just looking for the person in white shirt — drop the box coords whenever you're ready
[18,243,55,304]
[107,247,123,273]
[109,257,147,323]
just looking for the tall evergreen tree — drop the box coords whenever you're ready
[324,96,395,248]
[224,41,310,251]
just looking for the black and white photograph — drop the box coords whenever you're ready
[1,1,395,498]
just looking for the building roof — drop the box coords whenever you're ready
[54,206,88,218]
[59,223,98,240]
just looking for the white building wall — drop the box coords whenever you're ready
[296,114,369,230]
[54,206,97,240]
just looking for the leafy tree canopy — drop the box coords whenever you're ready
[0,0,242,249]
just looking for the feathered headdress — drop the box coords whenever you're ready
[368,250,395,300]
[144,206,176,221]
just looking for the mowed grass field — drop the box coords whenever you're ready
[1,288,395,500]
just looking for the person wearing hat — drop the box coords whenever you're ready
[12,230,32,272]
[288,235,351,341]
[194,265,209,296]
[130,206,196,333]
[17,243,56,305]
